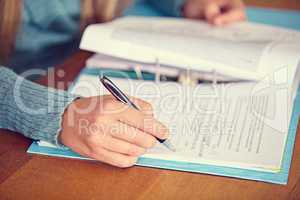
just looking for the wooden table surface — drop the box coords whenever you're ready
[244,0,300,10]
[1,2,300,200]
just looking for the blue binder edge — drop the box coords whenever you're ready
[28,2,300,184]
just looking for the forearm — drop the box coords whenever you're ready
[0,67,78,147]
[147,0,185,17]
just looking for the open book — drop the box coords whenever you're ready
[80,16,300,81]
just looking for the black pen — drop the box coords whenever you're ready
[99,75,176,152]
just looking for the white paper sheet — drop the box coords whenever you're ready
[65,73,298,172]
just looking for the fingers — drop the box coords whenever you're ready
[109,122,157,148]
[205,0,245,25]
[213,7,246,25]
[183,0,246,25]
[63,95,166,168]
[90,147,138,168]
[100,135,146,156]
[129,96,154,116]
[86,132,145,167]
[103,97,168,139]
[118,108,169,140]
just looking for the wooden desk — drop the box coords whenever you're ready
[244,0,300,10]
[1,3,300,199]
[1,50,300,200]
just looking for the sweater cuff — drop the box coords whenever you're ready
[0,67,79,148]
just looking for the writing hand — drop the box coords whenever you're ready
[59,95,168,168]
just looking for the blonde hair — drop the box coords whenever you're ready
[0,0,22,63]
[0,0,132,64]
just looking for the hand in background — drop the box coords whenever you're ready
[59,95,168,168]
[183,0,246,25]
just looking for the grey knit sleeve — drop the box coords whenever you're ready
[0,66,78,148]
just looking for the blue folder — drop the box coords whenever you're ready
[28,2,300,184]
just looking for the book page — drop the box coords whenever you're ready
[69,75,296,172]
[111,18,266,71]
[80,17,300,80]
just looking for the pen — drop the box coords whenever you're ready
[99,75,176,152]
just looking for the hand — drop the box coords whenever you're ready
[59,95,168,168]
[183,0,246,25]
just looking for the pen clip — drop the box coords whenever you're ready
[99,76,140,110]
